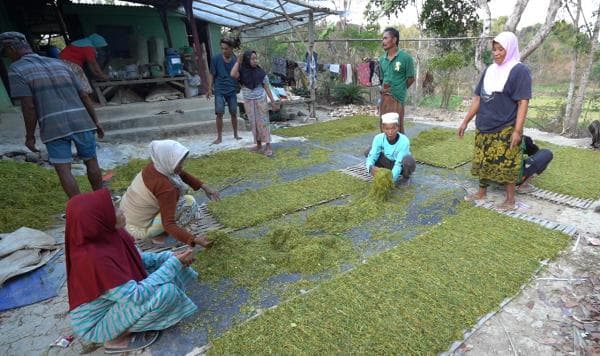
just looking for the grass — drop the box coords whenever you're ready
[207,171,368,229]
[272,115,380,142]
[208,204,570,355]
[109,146,331,192]
[193,226,357,288]
[533,143,600,199]
[0,161,89,233]
[411,127,474,168]
[418,95,465,111]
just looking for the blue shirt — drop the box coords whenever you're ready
[8,53,95,143]
[474,63,532,133]
[210,54,237,95]
[366,133,411,182]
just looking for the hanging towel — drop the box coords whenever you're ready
[345,64,353,84]
[357,63,371,86]
[341,64,347,82]
[371,61,381,86]
[329,64,340,74]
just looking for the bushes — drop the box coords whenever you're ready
[332,83,367,104]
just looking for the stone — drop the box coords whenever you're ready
[25,152,41,163]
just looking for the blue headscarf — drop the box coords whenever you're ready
[72,33,107,48]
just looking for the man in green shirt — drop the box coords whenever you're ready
[379,27,415,133]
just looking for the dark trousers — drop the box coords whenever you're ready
[375,153,416,178]
[522,149,553,181]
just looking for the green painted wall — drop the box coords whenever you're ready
[63,4,189,50]
[208,23,222,58]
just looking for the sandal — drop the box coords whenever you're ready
[104,331,160,354]
[516,184,536,194]
[495,201,516,212]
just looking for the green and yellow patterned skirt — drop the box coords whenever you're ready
[471,125,522,185]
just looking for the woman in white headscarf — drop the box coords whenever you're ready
[120,140,220,246]
[457,32,532,211]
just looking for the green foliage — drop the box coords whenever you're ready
[208,205,570,354]
[332,83,367,104]
[273,115,380,142]
[420,0,480,40]
[208,171,369,229]
[341,25,381,54]
[109,147,331,192]
[411,128,475,168]
[194,226,357,288]
[364,0,410,24]
[369,168,394,201]
[427,51,468,108]
[0,161,90,232]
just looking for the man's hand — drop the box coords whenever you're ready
[370,166,378,177]
[510,130,522,149]
[174,248,195,267]
[206,88,212,100]
[25,137,39,153]
[96,124,105,139]
[202,185,221,201]
[271,102,279,111]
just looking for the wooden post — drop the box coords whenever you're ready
[308,10,316,119]
[54,0,70,44]
[183,0,208,94]
[158,7,173,48]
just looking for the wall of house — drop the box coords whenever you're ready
[62,4,189,51]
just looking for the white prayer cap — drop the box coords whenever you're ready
[381,112,399,125]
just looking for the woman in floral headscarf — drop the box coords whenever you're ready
[457,32,532,211]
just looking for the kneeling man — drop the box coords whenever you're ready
[366,112,416,187]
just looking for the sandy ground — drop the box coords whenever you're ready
[0,105,598,355]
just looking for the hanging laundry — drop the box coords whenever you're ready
[272,57,287,76]
[357,63,371,86]
[371,61,381,86]
[329,64,340,74]
[340,64,347,82]
[344,64,353,84]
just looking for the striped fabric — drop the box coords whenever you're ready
[8,53,96,143]
[69,251,198,343]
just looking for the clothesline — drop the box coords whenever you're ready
[279,36,494,43]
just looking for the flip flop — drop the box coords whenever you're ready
[104,331,160,354]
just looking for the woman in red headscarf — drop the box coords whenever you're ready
[66,188,198,354]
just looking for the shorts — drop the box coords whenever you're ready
[215,92,238,115]
[45,130,97,164]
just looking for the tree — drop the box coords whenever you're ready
[563,2,600,136]
[428,51,466,108]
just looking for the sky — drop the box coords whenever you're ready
[338,0,598,30]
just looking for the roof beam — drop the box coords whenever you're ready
[227,0,303,21]
[236,9,309,31]
[192,5,253,25]
[282,0,336,13]
[193,0,265,21]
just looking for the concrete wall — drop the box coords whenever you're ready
[62,4,189,51]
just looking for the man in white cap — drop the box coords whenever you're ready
[1,31,104,198]
[366,112,416,187]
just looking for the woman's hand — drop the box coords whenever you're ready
[202,185,221,201]
[510,130,522,149]
[370,166,378,177]
[236,54,243,64]
[457,121,468,138]
[271,101,279,111]
[174,249,195,267]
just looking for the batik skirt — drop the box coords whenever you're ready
[471,125,522,185]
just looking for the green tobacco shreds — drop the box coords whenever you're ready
[208,205,570,355]
[369,168,393,202]
[272,115,380,141]
[109,147,330,192]
[194,226,357,287]
[208,171,368,228]
[411,127,474,168]
[0,161,90,232]
[532,144,600,199]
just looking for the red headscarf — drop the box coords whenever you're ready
[65,188,147,311]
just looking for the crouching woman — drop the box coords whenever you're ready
[66,188,198,353]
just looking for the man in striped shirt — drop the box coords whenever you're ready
[1,32,104,197]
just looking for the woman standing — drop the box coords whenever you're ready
[60,33,110,94]
[230,50,278,157]
[119,140,220,246]
[66,188,198,353]
[457,32,532,211]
